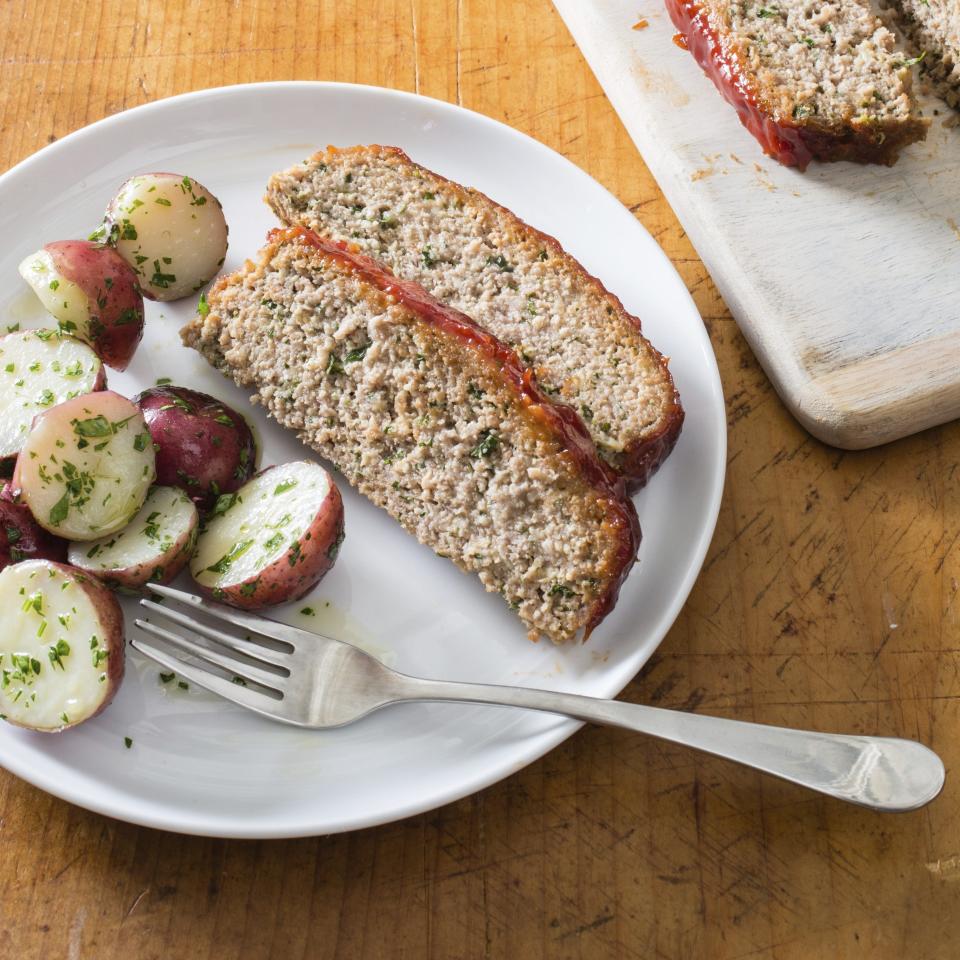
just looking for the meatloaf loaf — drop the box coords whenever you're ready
[265,146,683,488]
[665,0,929,169]
[182,227,640,644]
[886,0,960,110]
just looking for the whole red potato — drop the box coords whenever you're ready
[134,385,257,510]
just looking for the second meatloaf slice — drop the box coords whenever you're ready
[265,145,683,488]
[182,227,640,644]
[666,0,929,168]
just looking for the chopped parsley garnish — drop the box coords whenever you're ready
[210,492,238,517]
[485,254,513,272]
[206,539,254,574]
[263,532,285,552]
[48,493,70,527]
[124,736,133,748]
[197,291,210,318]
[345,343,369,363]
[48,638,71,670]
[150,260,176,289]
[274,478,299,495]
[470,429,500,459]
[73,415,112,438]
[22,591,43,615]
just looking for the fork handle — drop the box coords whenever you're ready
[394,676,944,812]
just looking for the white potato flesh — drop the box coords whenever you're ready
[191,461,333,592]
[18,250,91,331]
[0,560,123,731]
[0,330,104,460]
[16,391,156,541]
[102,173,228,301]
[68,485,198,588]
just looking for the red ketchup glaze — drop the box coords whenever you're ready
[269,226,642,640]
[316,146,683,488]
[664,0,813,171]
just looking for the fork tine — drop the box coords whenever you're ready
[139,599,292,670]
[145,583,302,647]
[134,618,286,692]
[130,635,297,725]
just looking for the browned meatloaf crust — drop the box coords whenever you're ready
[265,145,683,488]
[182,227,641,643]
[666,0,929,169]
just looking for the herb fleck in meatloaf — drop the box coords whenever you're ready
[265,146,683,488]
[887,0,960,110]
[182,227,641,644]
[666,0,929,169]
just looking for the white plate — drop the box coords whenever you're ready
[0,82,725,838]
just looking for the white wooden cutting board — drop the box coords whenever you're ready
[554,0,960,449]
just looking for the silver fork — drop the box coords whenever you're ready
[132,584,945,812]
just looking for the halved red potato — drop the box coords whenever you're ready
[190,461,344,609]
[0,559,124,731]
[0,482,67,571]
[95,173,228,301]
[134,385,256,509]
[67,485,199,590]
[14,391,156,541]
[18,240,145,370]
[0,329,105,464]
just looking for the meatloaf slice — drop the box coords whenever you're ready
[666,0,929,169]
[182,227,640,644]
[265,146,683,488]
[886,0,960,110]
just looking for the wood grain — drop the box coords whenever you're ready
[1,2,958,958]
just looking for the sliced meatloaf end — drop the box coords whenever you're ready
[666,0,929,169]
[181,227,641,644]
[265,146,683,489]
[886,0,960,110]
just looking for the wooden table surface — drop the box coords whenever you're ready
[1,2,957,957]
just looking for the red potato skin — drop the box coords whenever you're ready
[134,386,256,510]
[5,560,125,733]
[0,483,67,571]
[89,524,198,593]
[46,240,145,371]
[201,478,345,611]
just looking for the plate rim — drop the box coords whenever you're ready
[0,80,726,837]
